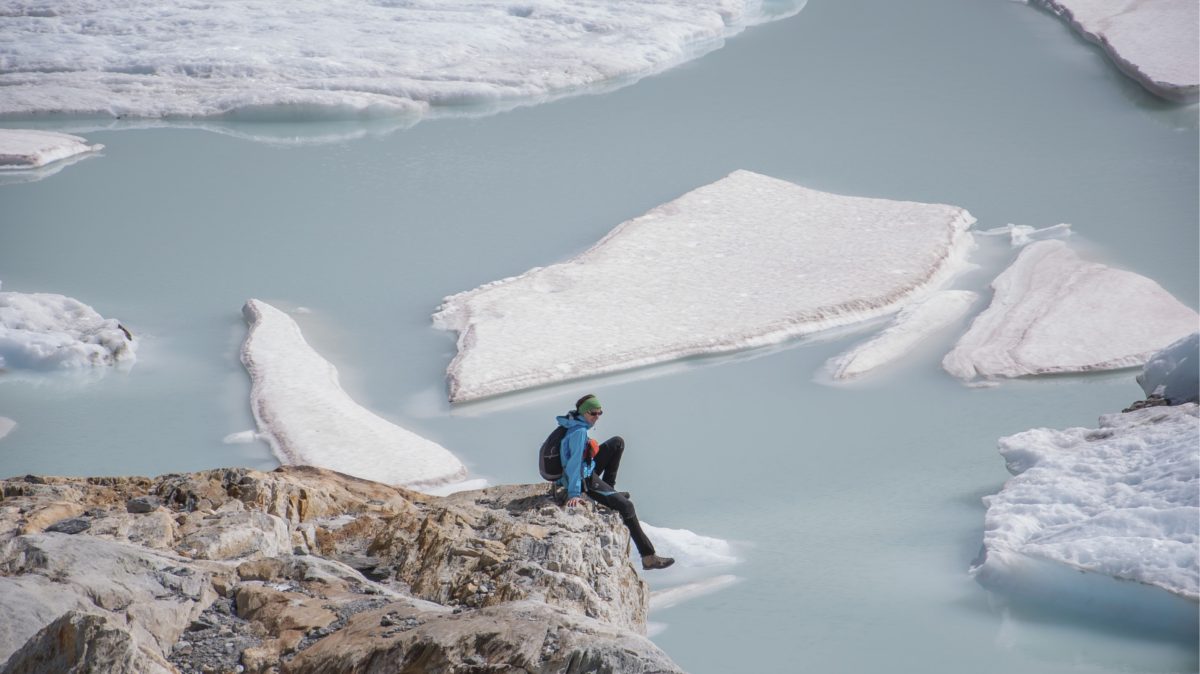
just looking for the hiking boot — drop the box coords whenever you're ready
[641,554,675,571]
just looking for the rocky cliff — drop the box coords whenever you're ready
[0,466,683,674]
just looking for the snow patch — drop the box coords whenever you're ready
[435,170,976,401]
[240,299,467,491]
[943,240,1197,381]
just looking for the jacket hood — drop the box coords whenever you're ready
[556,411,592,430]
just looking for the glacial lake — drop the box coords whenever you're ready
[1,0,1197,672]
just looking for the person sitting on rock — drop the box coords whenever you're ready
[558,394,675,571]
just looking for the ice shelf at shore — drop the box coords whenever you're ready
[0,129,103,169]
[0,0,803,122]
[0,284,135,371]
[240,299,468,490]
[973,403,1200,634]
[434,170,976,402]
[943,240,1198,382]
[1031,0,1199,103]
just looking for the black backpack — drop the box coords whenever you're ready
[538,426,568,481]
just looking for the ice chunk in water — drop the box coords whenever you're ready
[241,299,467,490]
[1033,0,1199,103]
[973,404,1199,634]
[0,1,804,122]
[0,286,135,371]
[943,240,1198,381]
[826,290,977,380]
[0,129,103,170]
[1137,332,1199,404]
[435,170,976,402]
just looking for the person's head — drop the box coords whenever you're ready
[576,394,603,423]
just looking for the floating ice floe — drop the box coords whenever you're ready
[0,285,136,371]
[978,223,1071,247]
[827,290,977,380]
[972,403,1199,634]
[0,129,104,184]
[240,299,468,491]
[0,129,103,170]
[1030,0,1199,103]
[639,523,741,613]
[0,0,804,125]
[1137,331,1199,404]
[435,170,976,402]
[943,240,1198,381]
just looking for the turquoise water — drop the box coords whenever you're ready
[1,0,1197,672]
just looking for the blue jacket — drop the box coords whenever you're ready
[556,411,595,499]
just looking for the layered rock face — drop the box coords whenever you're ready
[0,467,682,674]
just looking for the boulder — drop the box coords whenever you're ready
[0,467,680,673]
[0,611,173,674]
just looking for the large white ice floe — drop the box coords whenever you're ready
[943,240,1198,381]
[0,0,803,124]
[972,404,1200,633]
[1137,332,1199,405]
[1030,0,1199,102]
[240,299,467,491]
[0,129,102,169]
[827,290,977,380]
[434,170,977,402]
[0,285,136,371]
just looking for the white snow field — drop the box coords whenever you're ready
[973,403,1200,634]
[0,285,135,370]
[0,0,802,122]
[827,290,977,380]
[434,170,977,402]
[1137,332,1199,404]
[0,129,102,169]
[1031,0,1199,103]
[240,299,467,490]
[943,240,1198,381]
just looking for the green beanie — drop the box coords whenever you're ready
[577,395,602,415]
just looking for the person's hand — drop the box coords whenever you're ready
[566,497,582,507]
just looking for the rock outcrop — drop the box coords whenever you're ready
[0,467,683,674]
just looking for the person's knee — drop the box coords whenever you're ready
[605,436,624,452]
[614,497,636,519]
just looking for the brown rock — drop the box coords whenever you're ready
[0,610,174,674]
[17,501,85,535]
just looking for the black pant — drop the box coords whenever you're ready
[592,436,624,488]
[585,437,654,557]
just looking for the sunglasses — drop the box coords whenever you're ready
[586,410,603,416]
